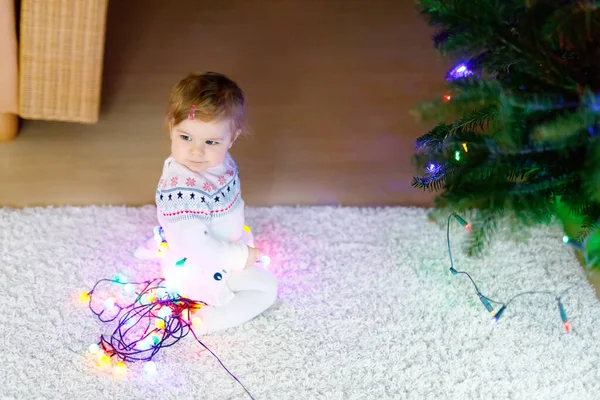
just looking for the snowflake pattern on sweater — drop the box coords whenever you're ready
[155,154,242,223]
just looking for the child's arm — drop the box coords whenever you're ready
[167,219,258,271]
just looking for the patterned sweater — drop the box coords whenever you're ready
[155,153,250,304]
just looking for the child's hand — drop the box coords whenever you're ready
[244,246,261,269]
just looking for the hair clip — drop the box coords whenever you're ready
[188,104,196,120]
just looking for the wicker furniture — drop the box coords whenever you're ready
[19,0,109,123]
[1,0,109,141]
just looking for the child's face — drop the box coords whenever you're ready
[170,118,239,173]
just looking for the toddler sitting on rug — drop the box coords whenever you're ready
[135,72,278,334]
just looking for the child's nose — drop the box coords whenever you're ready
[192,146,205,156]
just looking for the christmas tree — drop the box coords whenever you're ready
[411,0,600,266]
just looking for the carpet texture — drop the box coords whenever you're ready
[1,206,599,400]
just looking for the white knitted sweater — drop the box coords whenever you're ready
[154,153,250,305]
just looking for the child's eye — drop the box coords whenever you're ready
[206,140,219,145]
[180,135,191,141]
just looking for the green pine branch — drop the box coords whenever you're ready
[576,202,600,242]
[449,106,499,135]
[533,108,599,143]
[412,79,502,123]
[413,0,600,268]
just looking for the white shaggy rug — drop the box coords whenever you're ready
[1,206,600,400]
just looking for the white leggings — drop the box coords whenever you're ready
[194,266,278,334]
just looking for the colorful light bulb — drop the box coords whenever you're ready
[89,343,100,354]
[557,299,570,333]
[98,352,111,365]
[104,297,117,310]
[79,292,90,303]
[113,362,127,377]
[150,333,161,345]
[138,333,160,350]
[562,235,584,250]
[489,305,506,327]
[114,273,126,283]
[447,63,473,80]
[146,292,157,303]
[259,255,271,267]
[144,361,157,375]
[137,338,152,351]
[157,307,172,319]
[243,225,252,234]
[453,214,471,231]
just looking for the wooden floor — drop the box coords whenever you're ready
[0,0,442,208]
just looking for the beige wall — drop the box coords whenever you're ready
[0,0,449,207]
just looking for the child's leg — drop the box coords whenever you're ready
[133,236,159,260]
[194,266,278,334]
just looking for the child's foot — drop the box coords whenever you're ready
[133,237,159,260]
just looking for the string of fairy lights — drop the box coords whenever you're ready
[446,213,579,332]
[80,225,269,400]
[421,61,589,332]
[80,208,584,399]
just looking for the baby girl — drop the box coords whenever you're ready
[136,72,278,334]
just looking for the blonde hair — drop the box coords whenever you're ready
[166,72,245,134]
